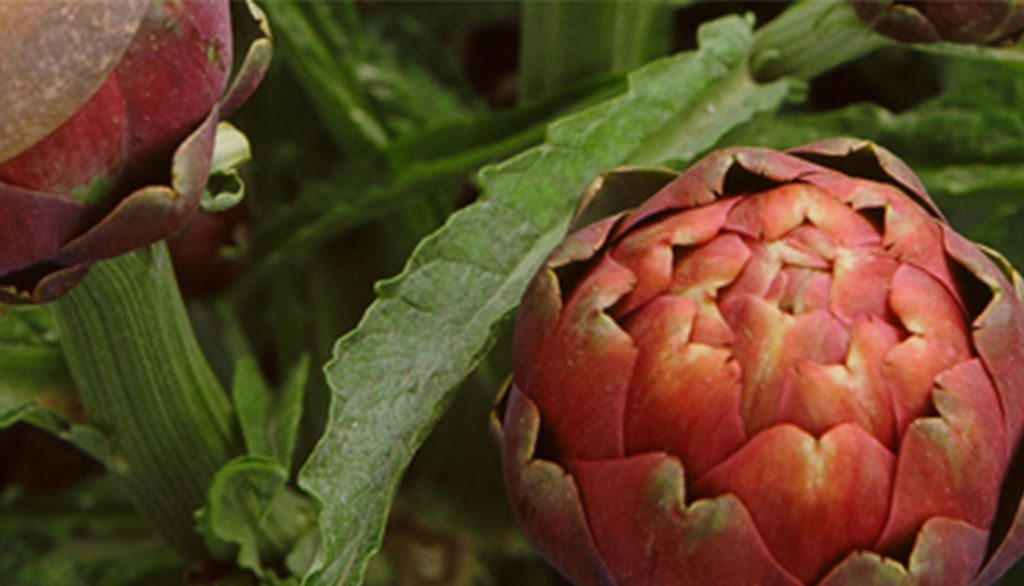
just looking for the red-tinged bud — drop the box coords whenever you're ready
[852,0,1024,45]
[167,203,251,299]
[493,139,1024,586]
[0,0,271,304]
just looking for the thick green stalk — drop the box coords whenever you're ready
[751,0,894,82]
[50,242,241,558]
[518,0,673,102]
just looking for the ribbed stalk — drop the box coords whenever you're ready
[50,242,241,558]
[751,0,894,83]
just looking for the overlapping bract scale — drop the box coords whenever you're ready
[495,139,1024,586]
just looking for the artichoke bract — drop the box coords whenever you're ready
[851,0,1024,45]
[0,0,270,303]
[492,139,1024,586]
[167,203,251,299]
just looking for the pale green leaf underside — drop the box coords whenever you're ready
[298,15,792,586]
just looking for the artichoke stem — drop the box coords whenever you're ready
[751,0,893,83]
[50,242,241,559]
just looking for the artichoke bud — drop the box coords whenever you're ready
[0,0,270,305]
[852,0,1024,45]
[493,139,1024,586]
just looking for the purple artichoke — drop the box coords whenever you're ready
[167,202,251,299]
[852,0,1024,45]
[0,0,270,303]
[492,139,1024,586]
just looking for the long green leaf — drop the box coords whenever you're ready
[298,15,792,586]
[233,355,309,471]
[262,1,485,152]
[261,1,389,150]
[243,73,628,295]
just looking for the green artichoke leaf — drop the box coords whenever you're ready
[207,355,315,583]
[197,456,319,584]
[247,71,628,294]
[260,0,483,152]
[297,14,793,586]
[353,10,486,138]
[258,1,389,151]
[247,1,631,288]
[232,354,309,472]
[384,71,628,173]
